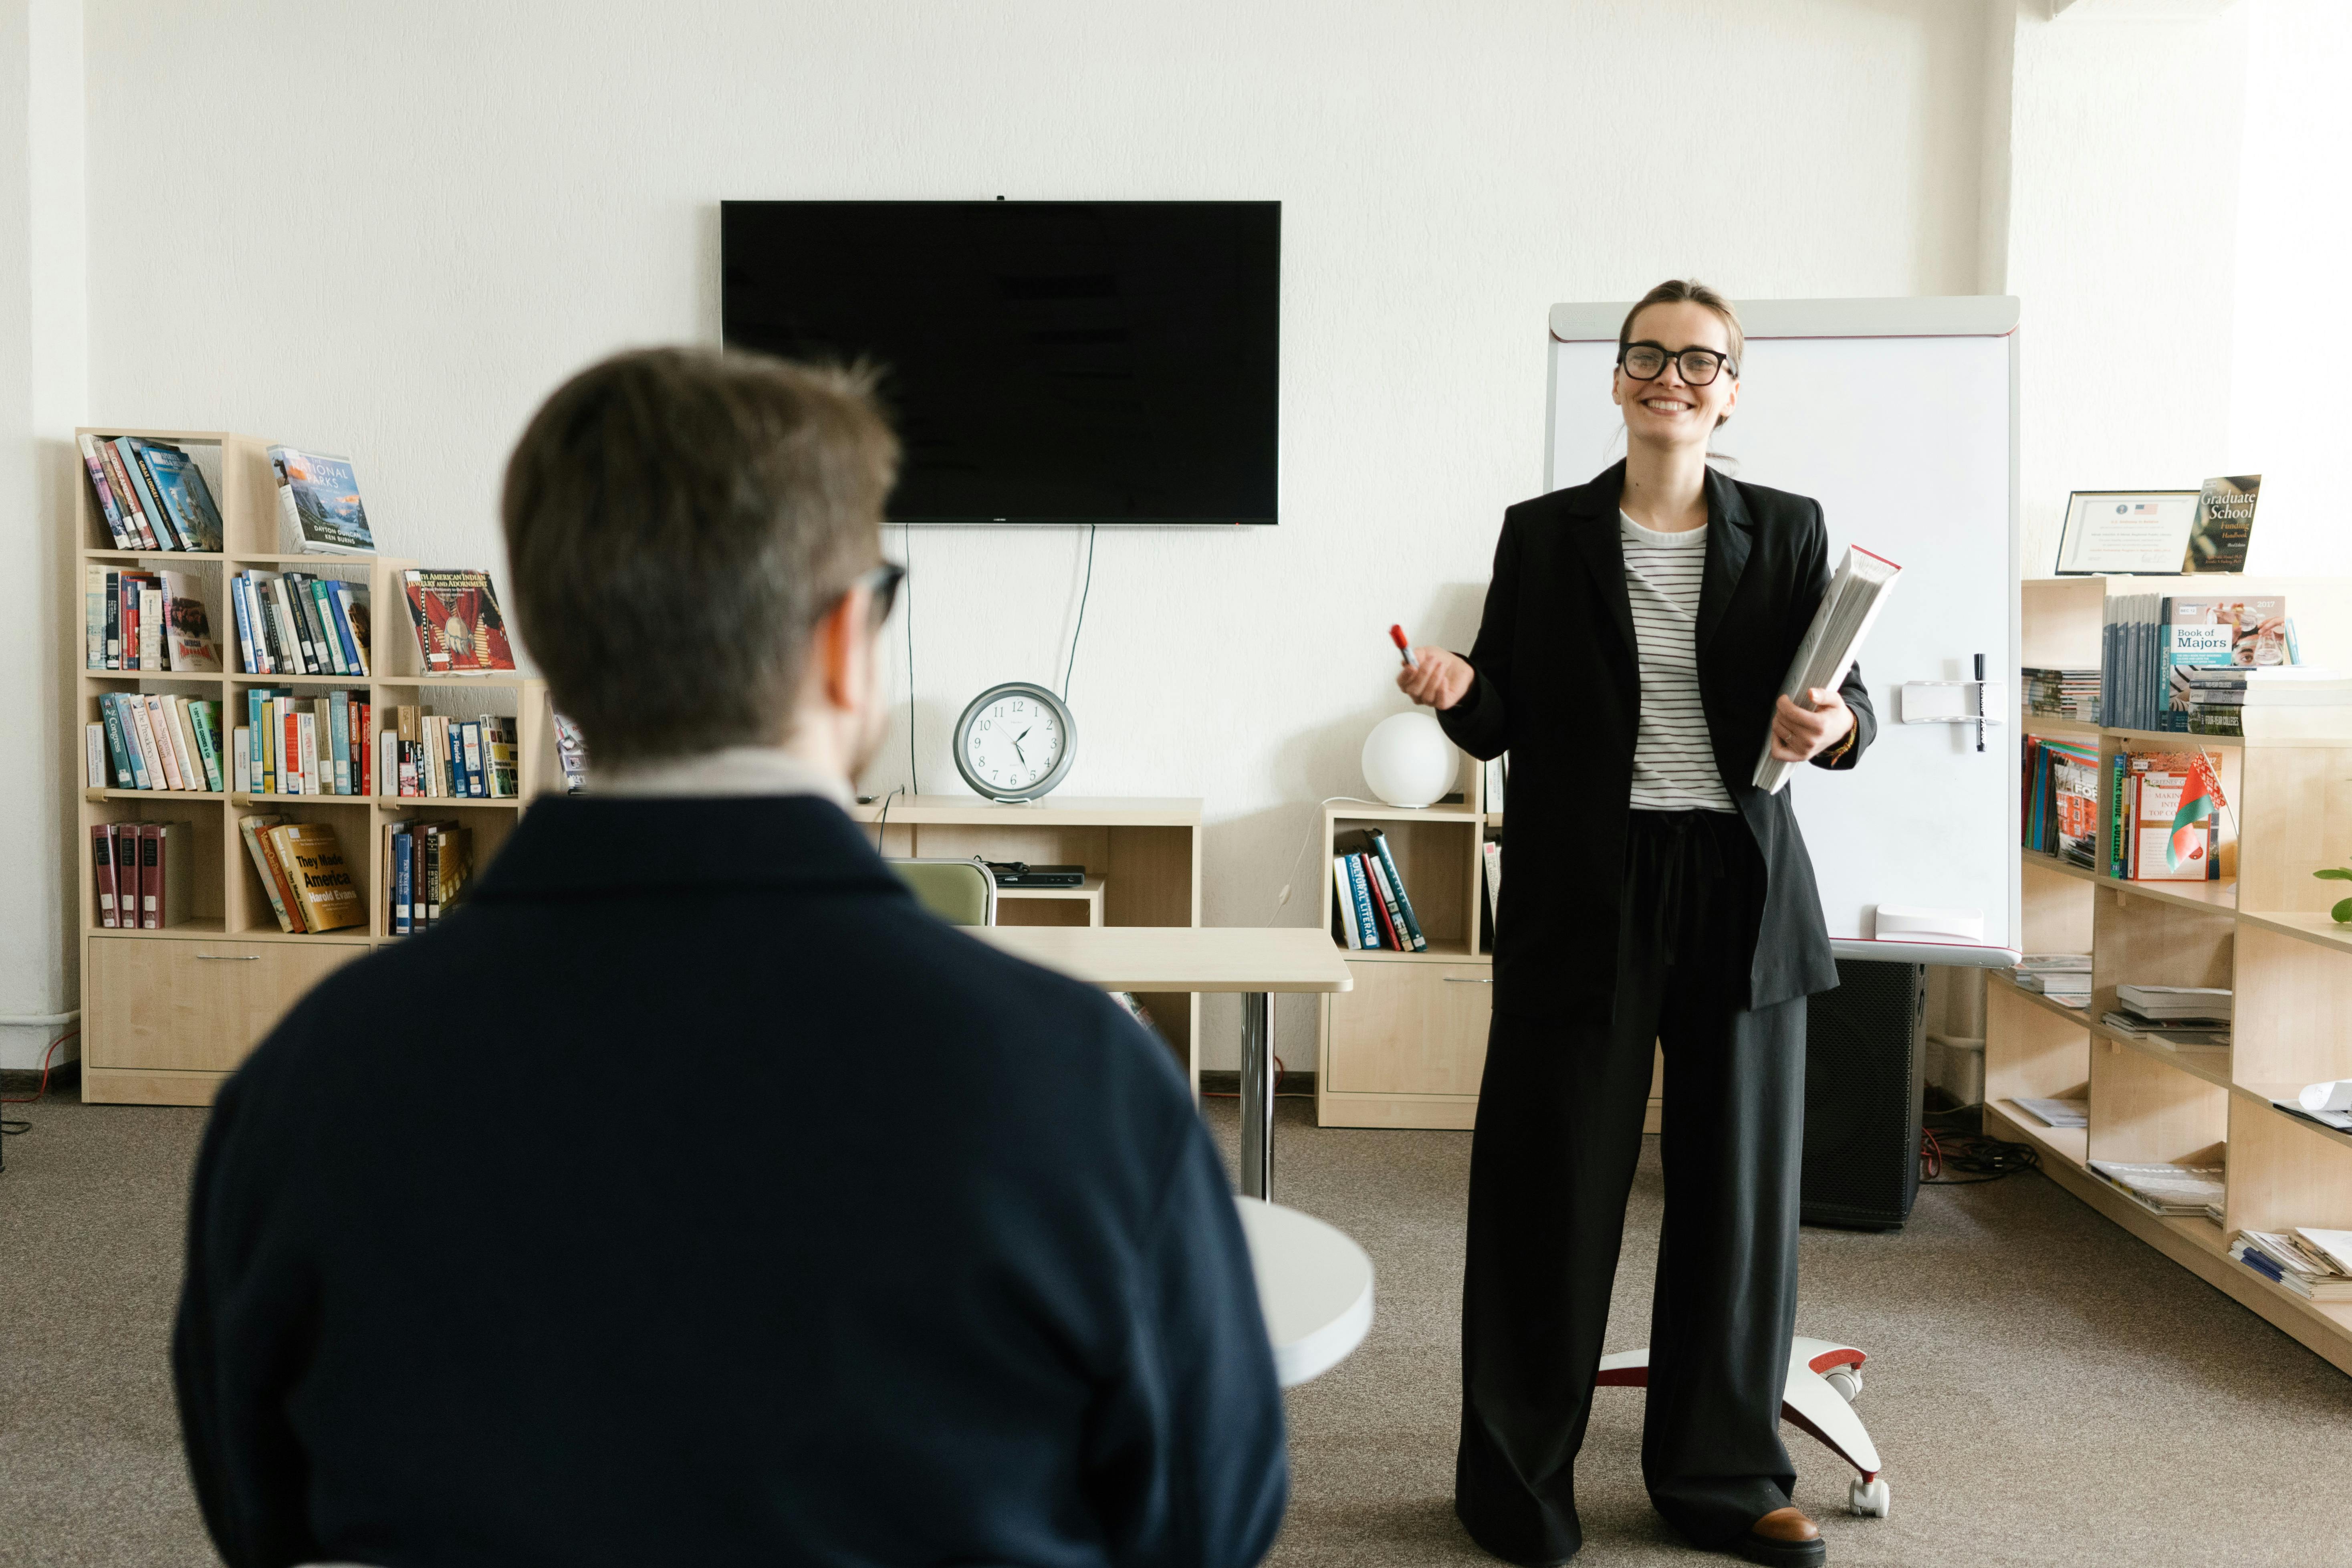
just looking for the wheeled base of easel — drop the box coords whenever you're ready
[1596,1336,1891,1518]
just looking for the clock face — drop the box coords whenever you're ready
[953,683,1076,802]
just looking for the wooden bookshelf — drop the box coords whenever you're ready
[1995,574,2352,1375]
[70,429,557,1105]
[846,795,1202,1089]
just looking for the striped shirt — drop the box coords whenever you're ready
[1621,511,1735,812]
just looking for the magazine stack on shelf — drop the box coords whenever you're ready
[2088,1158,2227,1218]
[2007,954,2090,1008]
[2022,666,2100,724]
[2231,1228,2352,1300]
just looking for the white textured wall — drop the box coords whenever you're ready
[0,0,84,1070]
[2004,0,2250,576]
[62,0,1997,1067]
[2228,0,2352,575]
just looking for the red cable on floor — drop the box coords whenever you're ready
[1,1030,79,1106]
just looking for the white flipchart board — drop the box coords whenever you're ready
[1546,297,2021,968]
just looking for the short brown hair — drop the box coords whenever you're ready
[502,347,898,767]
[1619,279,1743,426]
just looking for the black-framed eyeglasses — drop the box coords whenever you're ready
[849,561,906,626]
[1618,341,1736,386]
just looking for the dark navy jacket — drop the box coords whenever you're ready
[173,794,1287,1568]
[1439,462,1876,1013]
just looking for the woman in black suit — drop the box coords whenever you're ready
[1399,280,1874,1568]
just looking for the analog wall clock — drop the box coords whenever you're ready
[952,682,1076,803]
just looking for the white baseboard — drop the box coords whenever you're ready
[0,1023,81,1073]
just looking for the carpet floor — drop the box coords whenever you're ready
[4,1076,2350,1567]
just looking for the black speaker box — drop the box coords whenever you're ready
[1801,958,1926,1231]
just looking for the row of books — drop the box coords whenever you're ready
[236,689,377,796]
[385,707,520,799]
[2107,750,2225,882]
[2021,735,2098,867]
[232,569,371,676]
[385,819,475,934]
[79,434,225,552]
[2232,1227,2352,1301]
[240,814,362,932]
[2099,593,2294,734]
[1333,827,1425,950]
[89,693,228,793]
[83,566,220,672]
[2021,666,2099,724]
[89,821,194,928]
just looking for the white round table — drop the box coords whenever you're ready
[1234,1198,1375,1387]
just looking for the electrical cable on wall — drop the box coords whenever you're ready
[1063,523,1097,702]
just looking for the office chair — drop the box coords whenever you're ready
[885,856,998,927]
[1597,1338,1891,1517]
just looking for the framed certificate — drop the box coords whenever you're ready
[2054,490,2199,575]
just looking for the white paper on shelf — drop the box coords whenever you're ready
[2298,1079,2352,1113]
[1753,545,1902,795]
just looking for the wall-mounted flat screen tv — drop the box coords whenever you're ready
[720,200,1279,525]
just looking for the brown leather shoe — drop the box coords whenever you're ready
[1733,1506,1824,1566]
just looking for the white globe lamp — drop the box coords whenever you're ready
[1362,712,1456,809]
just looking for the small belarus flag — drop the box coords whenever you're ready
[2168,761,2219,871]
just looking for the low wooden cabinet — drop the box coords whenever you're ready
[1327,959,1492,1098]
[85,935,367,1094]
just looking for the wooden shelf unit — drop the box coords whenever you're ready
[1993,574,2352,1374]
[71,428,557,1106]
[847,795,1202,1088]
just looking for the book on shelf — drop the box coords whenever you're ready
[78,434,225,552]
[2102,592,2289,734]
[89,820,193,929]
[242,689,373,797]
[385,818,472,935]
[1753,544,1900,793]
[1331,848,1382,950]
[2098,1009,2231,1049]
[83,566,218,672]
[232,570,371,677]
[2230,1227,2352,1300]
[2088,1159,2225,1217]
[2183,474,2259,574]
[2013,1096,2087,1129]
[2110,751,2224,882]
[2116,984,2231,1021]
[2008,953,2090,1003]
[94,693,226,792]
[1483,755,1506,814]
[379,705,518,799]
[551,711,589,793]
[2021,735,2099,867]
[268,446,377,555]
[238,815,361,933]
[401,569,515,672]
[1335,828,1427,952]
[2021,666,2100,725]
[1482,839,1502,932]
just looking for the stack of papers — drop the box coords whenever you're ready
[1753,545,1900,795]
[2115,985,2231,1022]
[2011,955,2091,1006]
[2090,1159,2225,1217]
[2099,1011,2231,1049]
[2232,1229,2352,1300]
[2014,1096,2088,1128]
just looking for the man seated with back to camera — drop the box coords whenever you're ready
[171,346,1289,1568]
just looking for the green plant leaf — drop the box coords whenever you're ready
[2334,897,2352,924]
[2318,868,2352,881]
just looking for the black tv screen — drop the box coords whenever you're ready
[720,200,1279,525]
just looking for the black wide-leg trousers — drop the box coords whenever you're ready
[1456,809,1806,1564]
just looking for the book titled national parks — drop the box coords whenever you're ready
[2182,474,2261,574]
[400,569,516,673]
[269,446,377,555]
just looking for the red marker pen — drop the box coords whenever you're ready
[1390,624,1414,669]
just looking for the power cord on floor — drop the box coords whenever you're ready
[1920,1106,2040,1185]
[0,1031,80,1172]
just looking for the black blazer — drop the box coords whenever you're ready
[1439,462,1875,1013]
[173,795,1287,1568]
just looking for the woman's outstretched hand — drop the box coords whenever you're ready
[1769,687,1855,761]
[1398,648,1474,711]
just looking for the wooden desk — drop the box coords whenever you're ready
[978,926,1352,1200]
